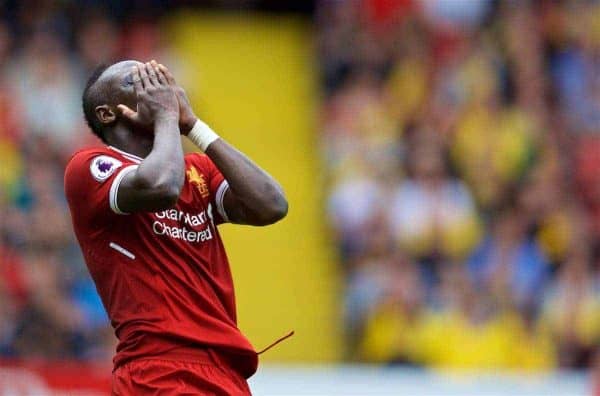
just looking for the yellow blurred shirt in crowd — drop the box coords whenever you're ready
[360,306,556,370]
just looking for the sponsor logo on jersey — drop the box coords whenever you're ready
[186,166,210,198]
[90,156,122,182]
[152,206,215,243]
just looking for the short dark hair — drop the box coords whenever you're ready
[82,63,111,143]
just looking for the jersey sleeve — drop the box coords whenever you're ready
[189,153,230,225]
[64,151,139,226]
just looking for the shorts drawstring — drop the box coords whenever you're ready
[257,330,295,355]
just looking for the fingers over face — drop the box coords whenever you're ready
[158,63,176,85]
[138,63,151,89]
[132,66,143,92]
[117,104,138,121]
[151,60,168,85]
[145,62,160,87]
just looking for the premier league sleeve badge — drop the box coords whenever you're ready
[90,155,123,182]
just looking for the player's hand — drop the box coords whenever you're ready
[118,62,179,128]
[155,61,198,135]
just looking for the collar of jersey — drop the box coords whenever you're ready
[108,146,143,164]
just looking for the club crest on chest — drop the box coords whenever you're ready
[186,166,209,198]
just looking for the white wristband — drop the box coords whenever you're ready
[187,119,220,152]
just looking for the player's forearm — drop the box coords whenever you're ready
[205,139,288,225]
[134,117,185,202]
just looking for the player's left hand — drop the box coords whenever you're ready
[155,61,198,135]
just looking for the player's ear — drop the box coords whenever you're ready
[95,105,116,125]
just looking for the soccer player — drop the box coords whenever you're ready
[64,60,288,395]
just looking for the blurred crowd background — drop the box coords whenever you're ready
[0,0,181,362]
[0,0,315,365]
[0,0,599,375]
[322,0,600,370]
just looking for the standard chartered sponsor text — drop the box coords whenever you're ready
[153,208,214,243]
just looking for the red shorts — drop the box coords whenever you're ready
[111,350,252,396]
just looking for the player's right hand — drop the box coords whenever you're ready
[117,62,179,129]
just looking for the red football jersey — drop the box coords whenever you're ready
[64,146,257,377]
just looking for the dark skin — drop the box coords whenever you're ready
[94,60,288,225]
